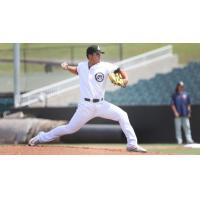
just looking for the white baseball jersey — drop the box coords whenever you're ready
[77,61,119,100]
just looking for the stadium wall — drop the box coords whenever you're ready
[9,105,200,143]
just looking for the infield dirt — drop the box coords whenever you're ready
[0,145,168,155]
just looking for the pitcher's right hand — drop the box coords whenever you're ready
[61,62,69,70]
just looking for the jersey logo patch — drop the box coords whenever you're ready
[95,72,104,82]
[182,94,187,99]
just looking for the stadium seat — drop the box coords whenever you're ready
[105,62,200,105]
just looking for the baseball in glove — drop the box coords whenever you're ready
[108,72,126,88]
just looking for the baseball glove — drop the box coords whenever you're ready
[108,72,126,88]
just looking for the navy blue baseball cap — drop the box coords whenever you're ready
[86,45,104,56]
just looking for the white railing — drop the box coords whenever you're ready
[20,77,79,107]
[115,45,172,69]
[19,45,172,107]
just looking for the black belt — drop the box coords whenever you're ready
[84,98,103,103]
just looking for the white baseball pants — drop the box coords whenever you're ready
[38,100,138,148]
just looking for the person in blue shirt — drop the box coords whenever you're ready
[171,81,194,144]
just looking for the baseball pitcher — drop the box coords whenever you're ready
[29,45,147,152]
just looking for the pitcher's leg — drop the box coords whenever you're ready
[96,101,137,148]
[174,118,182,144]
[38,103,94,143]
[182,117,194,144]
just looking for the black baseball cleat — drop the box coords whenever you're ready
[127,145,147,153]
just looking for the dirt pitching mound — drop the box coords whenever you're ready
[0,145,168,155]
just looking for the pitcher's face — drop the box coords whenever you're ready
[88,52,101,65]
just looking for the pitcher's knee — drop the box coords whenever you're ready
[119,111,129,122]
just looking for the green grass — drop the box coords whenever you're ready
[173,43,200,64]
[143,144,200,155]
